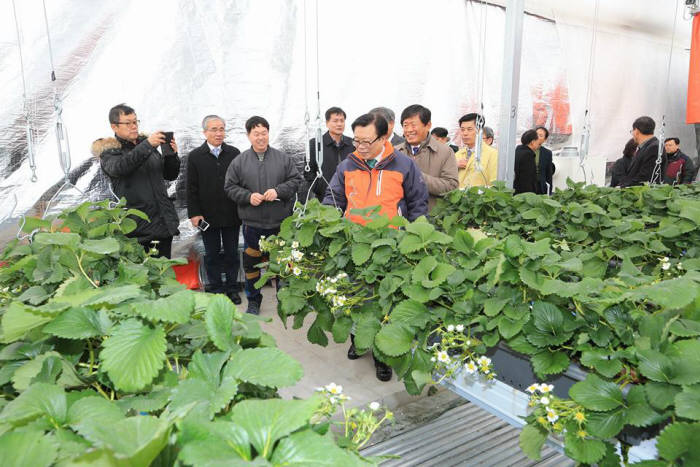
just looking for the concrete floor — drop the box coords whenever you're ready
[249,290,426,410]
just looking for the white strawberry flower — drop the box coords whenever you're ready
[526,384,539,394]
[430,357,436,362]
[332,295,347,307]
[662,262,671,270]
[465,339,472,346]
[677,262,683,270]
[291,250,303,261]
[546,408,559,423]
[539,383,554,393]
[464,361,477,374]
[292,241,299,249]
[455,324,465,332]
[540,396,550,406]
[447,324,455,332]
[437,351,450,363]
[660,256,669,262]
[369,402,381,411]
[292,266,302,276]
[325,383,342,395]
[477,356,491,367]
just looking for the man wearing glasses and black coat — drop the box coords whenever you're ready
[94,103,180,258]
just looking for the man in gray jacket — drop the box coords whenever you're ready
[224,116,300,314]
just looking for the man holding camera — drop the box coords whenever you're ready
[224,116,300,315]
[94,103,180,258]
[187,115,242,304]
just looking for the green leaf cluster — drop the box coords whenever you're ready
[268,183,700,464]
[0,200,375,466]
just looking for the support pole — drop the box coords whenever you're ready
[497,0,524,186]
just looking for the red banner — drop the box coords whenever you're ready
[688,14,700,123]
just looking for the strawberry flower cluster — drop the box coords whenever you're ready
[658,256,684,278]
[526,383,588,439]
[428,323,495,383]
[312,382,394,452]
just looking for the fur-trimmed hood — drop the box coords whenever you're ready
[91,134,149,158]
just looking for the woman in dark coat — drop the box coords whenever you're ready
[513,129,541,194]
[610,138,637,187]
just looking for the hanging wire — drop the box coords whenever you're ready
[39,0,84,219]
[11,0,38,183]
[650,0,681,185]
[464,0,490,189]
[302,0,312,174]
[294,0,339,227]
[578,0,600,185]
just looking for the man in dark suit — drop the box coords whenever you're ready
[513,129,541,194]
[620,116,664,188]
[430,127,459,153]
[535,126,555,194]
[369,106,405,145]
[187,115,242,304]
[305,107,355,199]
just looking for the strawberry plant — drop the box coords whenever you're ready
[264,182,700,465]
[0,200,387,466]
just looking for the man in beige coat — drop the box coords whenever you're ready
[395,104,459,210]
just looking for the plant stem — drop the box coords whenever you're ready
[75,253,99,288]
[92,383,110,400]
[87,339,95,375]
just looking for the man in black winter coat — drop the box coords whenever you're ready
[619,116,665,188]
[187,115,242,304]
[96,103,180,258]
[513,129,542,195]
[535,126,555,194]
[663,137,697,184]
[305,107,354,199]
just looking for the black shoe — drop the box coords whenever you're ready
[375,361,392,382]
[246,297,262,315]
[228,291,242,305]
[347,343,360,360]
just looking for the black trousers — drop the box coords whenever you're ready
[201,225,240,294]
[140,236,172,259]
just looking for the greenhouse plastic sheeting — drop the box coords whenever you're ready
[0,0,696,245]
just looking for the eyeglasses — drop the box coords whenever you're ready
[352,136,381,147]
[206,127,225,133]
[116,120,140,127]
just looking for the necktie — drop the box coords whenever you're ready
[211,147,221,157]
[412,146,419,155]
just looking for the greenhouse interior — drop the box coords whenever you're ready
[1,0,699,465]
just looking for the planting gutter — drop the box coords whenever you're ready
[442,365,658,463]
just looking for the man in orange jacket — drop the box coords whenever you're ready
[323,112,428,381]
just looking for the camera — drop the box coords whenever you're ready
[160,131,175,155]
